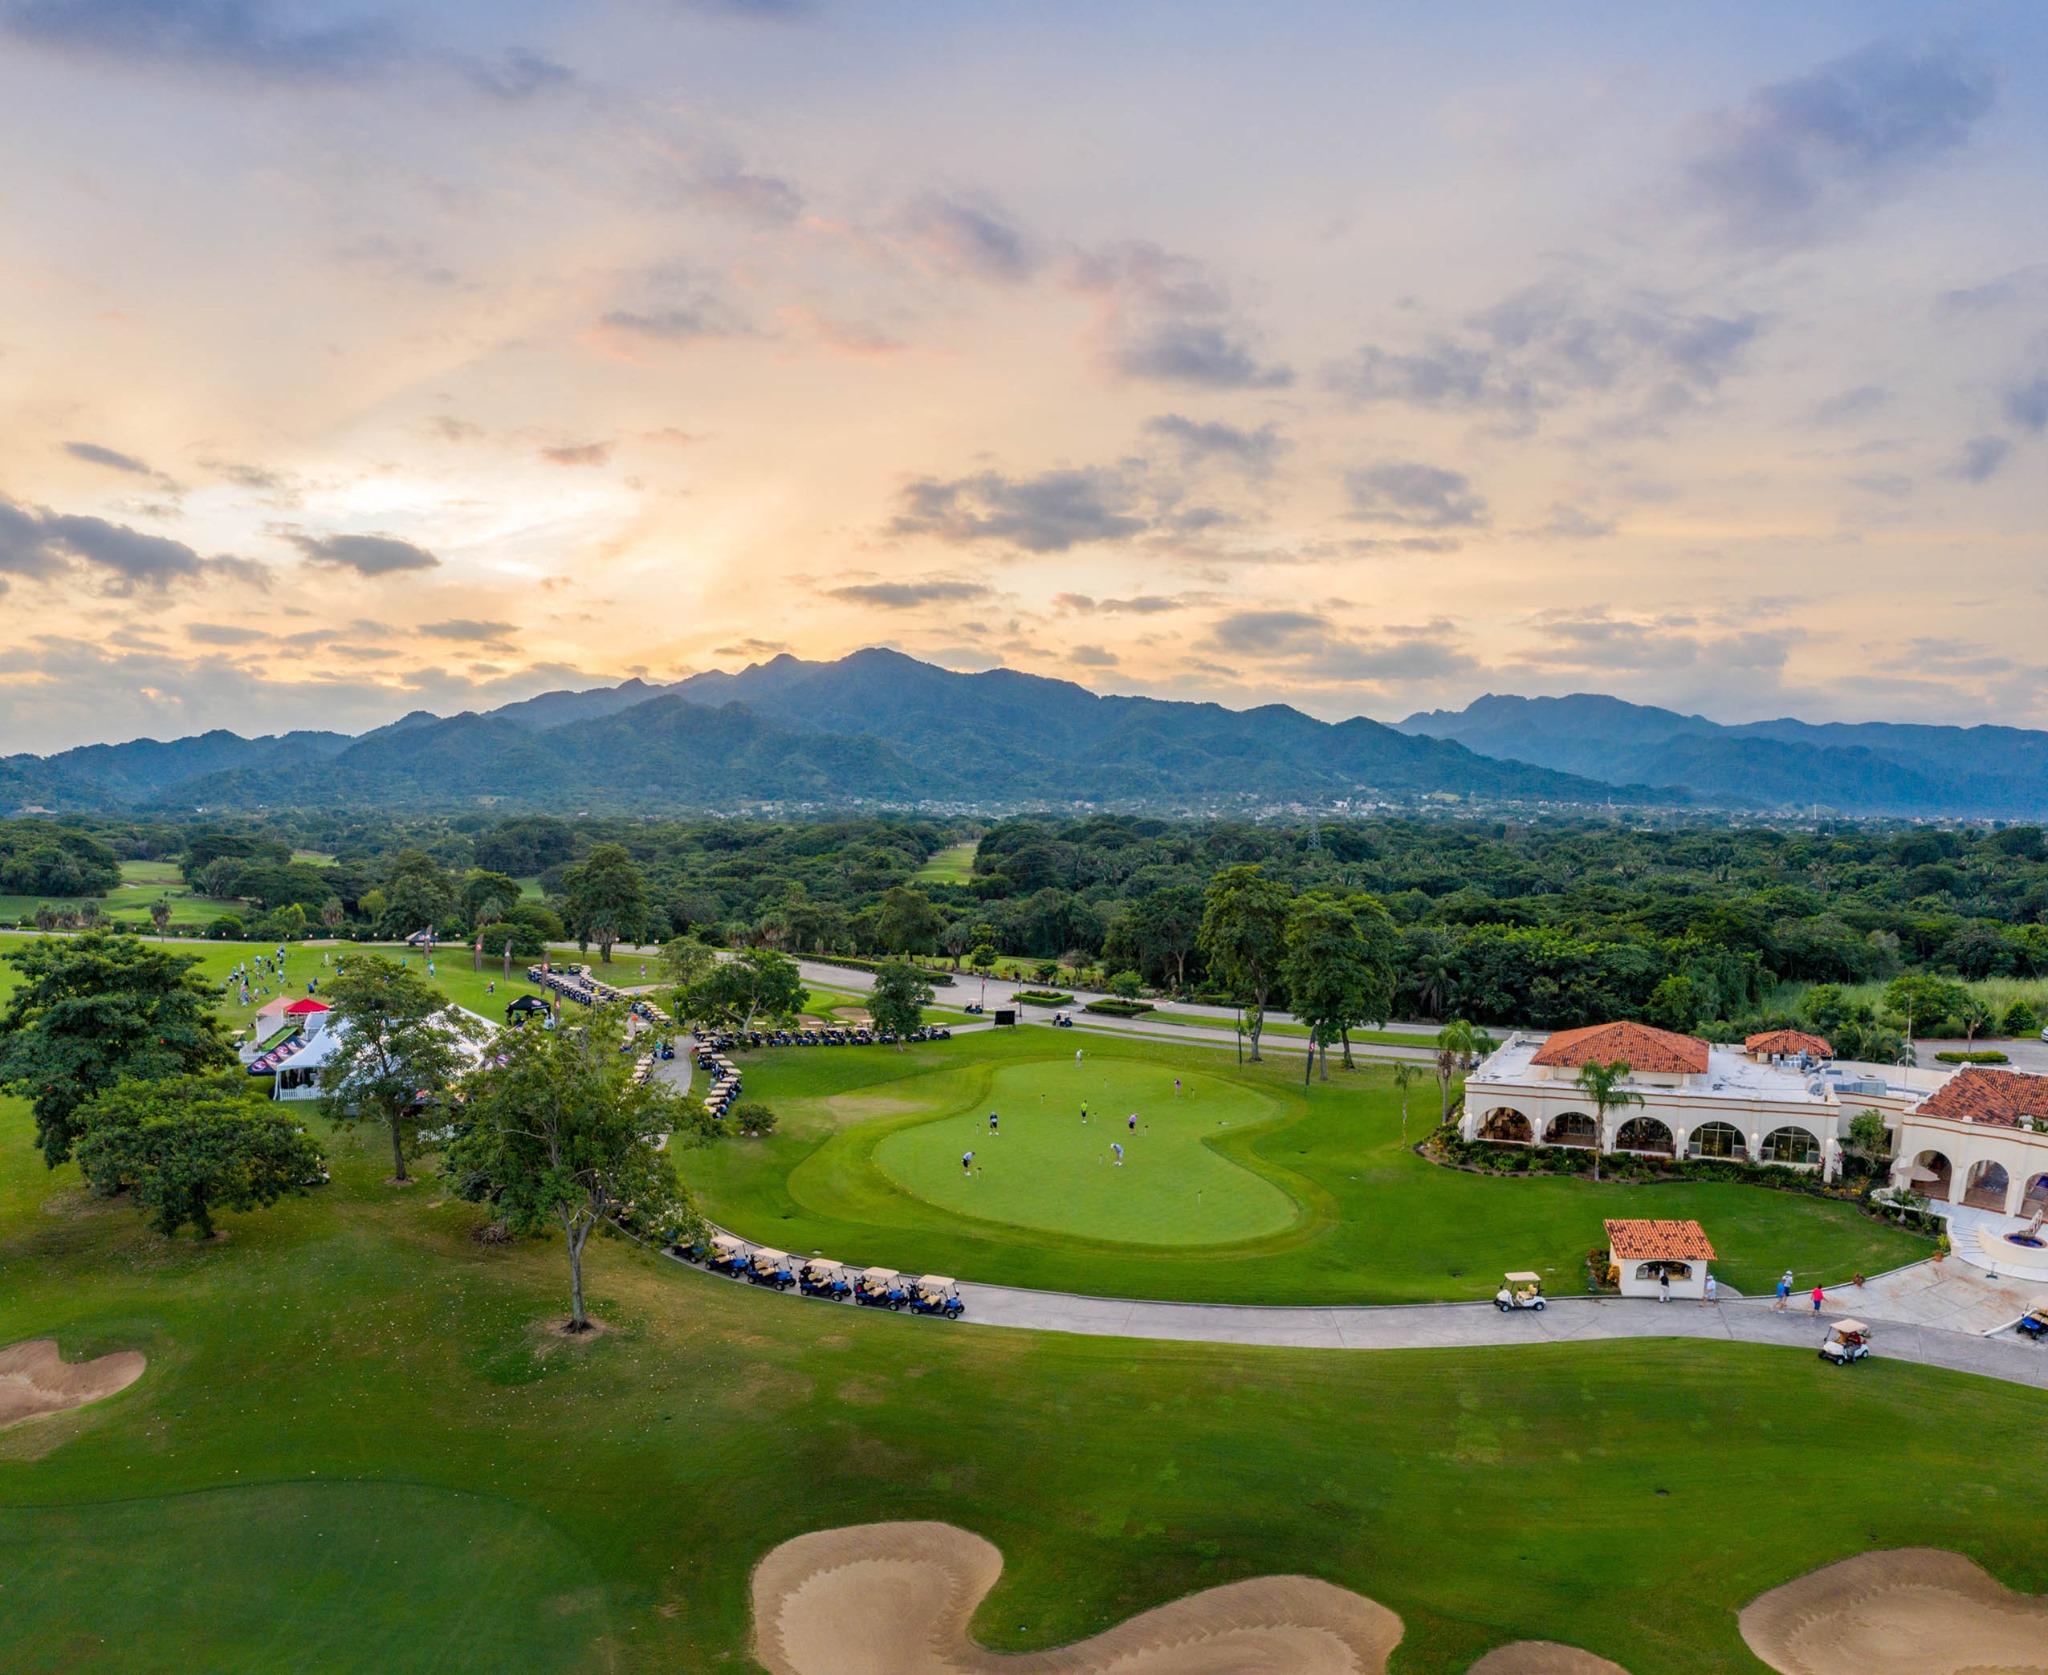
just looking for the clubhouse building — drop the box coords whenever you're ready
[1459,1020,1945,1182]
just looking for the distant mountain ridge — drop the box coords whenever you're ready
[0,650,1648,815]
[1396,693,2048,819]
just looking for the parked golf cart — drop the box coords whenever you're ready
[799,1258,854,1301]
[854,1267,908,1309]
[746,1247,798,1289]
[706,1233,752,1278]
[907,1275,966,1319]
[1819,1319,1872,1365]
[1494,1271,1546,1312]
[1047,1013,1074,1028]
[2018,1299,2048,1341]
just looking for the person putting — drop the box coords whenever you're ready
[989,1111,998,1135]
[1127,1112,1136,1132]
[1111,1142,1124,1166]
[961,1150,974,1175]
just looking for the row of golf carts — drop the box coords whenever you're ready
[689,1232,965,1318]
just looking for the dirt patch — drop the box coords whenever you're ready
[0,1339,146,1430]
[1469,1645,1630,1674]
[753,1521,1403,1675]
[1739,1548,2048,1674]
[529,1317,619,1350]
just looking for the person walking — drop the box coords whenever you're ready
[1127,1112,1136,1132]
[1811,1284,1825,1314]
[1076,1046,1084,1066]
[1701,1273,1717,1308]
[1658,1268,1671,1304]
[1774,1271,1791,1310]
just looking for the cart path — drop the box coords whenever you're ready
[952,1282,2048,1388]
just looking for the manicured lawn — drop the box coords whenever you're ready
[684,1028,1928,1303]
[0,1093,2042,1675]
[871,1060,1299,1244]
[912,841,978,882]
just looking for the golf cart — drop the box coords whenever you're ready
[907,1275,966,1319]
[706,1233,752,1279]
[1495,1271,1546,1312]
[854,1267,907,1309]
[1047,1012,1074,1028]
[747,1247,798,1289]
[799,1258,853,1301]
[1819,1319,1872,1365]
[2018,1298,2048,1342]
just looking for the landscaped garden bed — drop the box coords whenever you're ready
[1012,988,1072,1005]
[1083,997,1153,1017]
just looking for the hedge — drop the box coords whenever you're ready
[1013,989,1073,1005]
[1935,1049,2009,1065]
[1084,998,1154,1017]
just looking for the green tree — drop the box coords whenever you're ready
[461,870,524,927]
[149,898,171,937]
[1842,1108,1892,1179]
[382,850,457,936]
[562,844,648,964]
[0,932,233,1167]
[74,1073,325,1239]
[1108,969,1144,999]
[1572,1059,1642,1185]
[968,943,999,973]
[445,1009,702,1331]
[868,959,935,1044]
[874,886,945,956]
[1106,883,1206,991]
[1432,1018,1477,1127]
[1283,893,1380,1082]
[1882,973,1969,1038]
[2004,999,2041,1038]
[319,956,482,1183]
[1391,1060,1425,1144]
[1958,995,1996,1043]
[1199,865,1291,1063]
[686,948,805,1034]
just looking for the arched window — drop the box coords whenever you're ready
[1614,1116,1674,1156]
[1964,1159,2011,1210]
[1911,1151,1952,1201]
[1760,1126,1821,1165]
[1689,1121,1745,1160]
[1545,1111,1597,1147]
[1478,1108,1532,1143]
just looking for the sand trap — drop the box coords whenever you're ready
[1469,1645,1630,1674]
[1739,1548,2048,1674]
[0,1338,146,1429]
[753,1521,1404,1675]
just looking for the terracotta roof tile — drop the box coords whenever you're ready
[1532,1021,1710,1076]
[1916,1066,2048,1130]
[1745,1029,1832,1058]
[1604,1219,1716,1262]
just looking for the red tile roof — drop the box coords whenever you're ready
[1532,1021,1710,1076]
[1915,1066,2048,1129]
[1605,1219,1716,1262]
[1745,1029,1832,1058]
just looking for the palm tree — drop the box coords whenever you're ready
[1391,1061,1424,1144]
[1573,1059,1642,1185]
[1434,1019,1477,1126]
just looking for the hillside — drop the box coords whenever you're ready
[1397,693,2048,819]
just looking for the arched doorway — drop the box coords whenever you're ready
[1689,1121,1746,1160]
[1911,1150,1952,1202]
[1964,1159,2012,1212]
[1478,1108,1532,1143]
[1760,1126,1821,1165]
[1614,1116,1675,1156]
[2024,1173,2048,1214]
[1545,1111,1597,1148]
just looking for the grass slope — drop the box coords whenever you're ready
[912,841,979,883]
[0,1096,2040,1675]
[685,1029,1926,1302]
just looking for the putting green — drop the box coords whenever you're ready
[870,1060,1300,1245]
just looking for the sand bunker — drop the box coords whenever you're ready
[1468,1645,1629,1675]
[753,1521,1404,1675]
[1739,1548,2048,1675]
[0,1338,146,1429]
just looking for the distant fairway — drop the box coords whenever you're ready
[872,1060,1299,1245]
[911,841,978,883]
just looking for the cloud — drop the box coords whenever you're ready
[1201,608,1478,684]
[1512,607,1800,677]
[1811,384,1891,423]
[2001,373,2048,434]
[1951,434,2012,482]
[0,492,232,589]
[289,532,440,574]
[1677,41,1997,247]
[419,619,515,641]
[1532,503,1616,540]
[467,48,573,101]
[824,578,991,608]
[184,622,263,645]
[1070,241,1291,390]
[1143,414,1286,473]
[1328,283,1763,432]
[899,192,1036,283]
[890,467,1149,552]
[2,0,402,82]
[713,638,789,657]
[1068,644,1119,667]
[692,160,803,225]
[63,440,153,476]
[1344,461,1488,529]
[541,440,613,467]
[1207,609,1329,655]
[596,299,741,347]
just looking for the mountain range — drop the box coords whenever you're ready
[2,653,2038,819]
[0,650,1642,816]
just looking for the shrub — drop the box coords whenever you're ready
[1014,989,1072,1005]
[206,914,246,941]
[2003,999,2041,1037]
[1107,970,1144,999]
[729,1101,777,1136]
[1935,1048,2010,1065]
[477,921,544,959]
[1084,997,1153,1017]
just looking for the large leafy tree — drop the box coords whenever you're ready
[868,959,934,1044]
[562,843,648,964]
[319,956,482,1182]
[382,849,458,937]
[685,948,805,1034]
[1198,865,1292,1063]
[460,870,524,928]
[74,1073,326,1239]
[0,932,234,1167]
[1283,894,1373,1082]
[445,1009,702,1331]
[873,886,945,955]
[1106,883,1206,991]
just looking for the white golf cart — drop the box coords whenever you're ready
[1819,1319,1872,1365]
[1495,1271,1546,1312]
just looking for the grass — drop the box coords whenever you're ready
[0,861,246,934]
[682,1028,1926,1303]
[0,1088,2042,1675]
[1770,976,2048,1035]
[912,841,979,883]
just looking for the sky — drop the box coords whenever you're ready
[2,1,2046,754]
